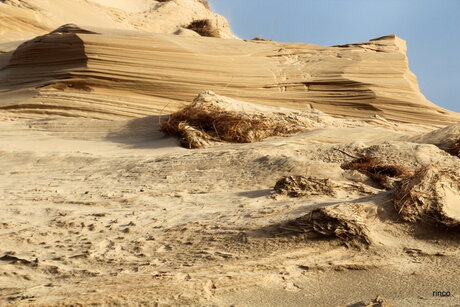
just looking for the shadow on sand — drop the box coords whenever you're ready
[105,115,181,150]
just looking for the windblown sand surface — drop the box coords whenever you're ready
[1,1,460,306]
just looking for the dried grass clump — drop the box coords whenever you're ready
[448,138,460,158]
[161,103,305,148]
[394,164,460,228]
[342,156,413,190]
[250,37,272,42]
[186,19,219,37]
[274,176,336,198]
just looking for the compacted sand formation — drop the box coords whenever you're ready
[1,1,460,306]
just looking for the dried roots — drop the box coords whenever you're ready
[161,102,306,148]
[394,164,460,228]
[342,156,413,190]
[186,19,219,37]
[274,176,336,198]
[283,205,371,249]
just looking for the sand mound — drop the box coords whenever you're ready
[273,175,336,198]
[284,203,372,248]
[359,141,452,169]
[394,163,460,228]
[161,91,313,148]
[342,156,413,190]
[409,124,460,157]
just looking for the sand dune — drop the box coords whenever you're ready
[1,0,459,306]
[1,26,458,124]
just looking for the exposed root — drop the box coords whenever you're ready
[176,122,214,149]
[274,176,336,198]
[342,156,413,190]
[394,164,460,228]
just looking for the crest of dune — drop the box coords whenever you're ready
[0,0,233,41]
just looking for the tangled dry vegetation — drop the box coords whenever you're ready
[186,19,219,37]
[250,37,273,42]
[281,205,371,249]
[274,176,336,198]
[394,164,460,228]
[342,156,413,190]
[161,103,307,148]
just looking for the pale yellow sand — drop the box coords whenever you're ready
[0,1,459,306]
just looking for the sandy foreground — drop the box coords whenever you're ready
[1,107,459,306]
[1,0,460,306]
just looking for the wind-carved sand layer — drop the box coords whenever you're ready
[1,25,458,124]
[1,0,460,306]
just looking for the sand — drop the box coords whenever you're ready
[1,99,459,306]
[1,30,458,124]
[1,1,460,306]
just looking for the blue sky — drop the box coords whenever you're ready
[209,0,459,112]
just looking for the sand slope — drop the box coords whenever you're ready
[1,104,459,306]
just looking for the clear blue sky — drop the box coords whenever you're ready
[209,0,460,112]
